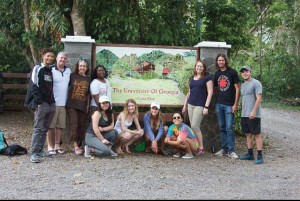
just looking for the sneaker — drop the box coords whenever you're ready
[182,153,194,159]
[195,148,205,156]
[255,156,264,164]
[84,145,91,158]
[228,151,239,159]
[173,152,181,158]
[38,151,52,158]
[30,154,41,163]
[240,154,254,160]
[214,149,227,157]
[110,151,118,157]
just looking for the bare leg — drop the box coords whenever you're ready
[114,132,131,155]
[123,133,142,153]
[255,134,263,150]
[246,134,254,149]
[54,128,62,150]
[47,128,55,150]
[195,131,203,150]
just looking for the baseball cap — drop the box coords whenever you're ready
[99,96,110,103]
[150,101,160,110]
[240,65,252,72]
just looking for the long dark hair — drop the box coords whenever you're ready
[215,53,231,69]
[98,102,114,125]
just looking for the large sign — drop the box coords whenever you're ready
[95,44,197,106]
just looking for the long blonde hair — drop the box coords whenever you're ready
[123,98,139,117]
[148,110,165,130]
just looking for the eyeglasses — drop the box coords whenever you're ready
[172,116,181,120]
[151,107,158,110]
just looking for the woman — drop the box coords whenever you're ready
[113,99,144,155]
[164,112,198,159]
[66,59,91,155]
[144,101,168,154]
[90,65,112,112]
[182,60,213,155]
[84,96,118,158]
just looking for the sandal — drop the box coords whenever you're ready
[48,149,57,155]
[55,149,64,154]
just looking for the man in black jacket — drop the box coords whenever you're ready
[29,48,56,163]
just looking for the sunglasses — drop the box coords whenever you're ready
[172,116,181,120]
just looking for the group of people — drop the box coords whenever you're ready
[27,49,263,165]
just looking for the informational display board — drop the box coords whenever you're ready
[95,44,197,106]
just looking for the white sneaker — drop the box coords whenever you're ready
[182,154,194,159]
[173,152,181,158]
[110,151,118,157]
[84,145,91,158]
[215,149,227,156]
[228,151,238,159]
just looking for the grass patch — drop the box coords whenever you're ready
[263,101,300,111]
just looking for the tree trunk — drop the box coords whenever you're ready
[70,0,86,36]
[22,0,38,67]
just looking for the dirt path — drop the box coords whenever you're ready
[0,108,300,199]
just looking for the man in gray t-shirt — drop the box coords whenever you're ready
[239,65,264,164]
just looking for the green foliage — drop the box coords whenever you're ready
[96,50,119,72]
[200,0,255,53]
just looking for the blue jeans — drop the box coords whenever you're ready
[215,103,235,153]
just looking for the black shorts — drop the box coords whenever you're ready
[241,117,261,135]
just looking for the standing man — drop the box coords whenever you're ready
[29,48,56,163]
[239,66,263,164]
[213,53,240,159]
[47,52,71,155]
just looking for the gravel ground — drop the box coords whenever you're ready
[0,108,299,200]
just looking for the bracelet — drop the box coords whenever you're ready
[204,106,209,109]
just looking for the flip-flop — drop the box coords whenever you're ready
[55,149,64,154]
[48,150,57,155]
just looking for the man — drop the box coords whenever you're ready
[239,65,263,164]
[46,52,71,155]
[29,48,56,163]
[213,53,240,159]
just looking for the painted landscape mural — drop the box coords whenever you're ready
[96,45,197,106]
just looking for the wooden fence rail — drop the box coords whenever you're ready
[0,72,30,112]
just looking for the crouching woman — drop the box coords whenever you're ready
[164,112,198,159]
[84,96,118,157]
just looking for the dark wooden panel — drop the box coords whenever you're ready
[1,84,28,89]
[0,73,30,78]
[3,94,26,100]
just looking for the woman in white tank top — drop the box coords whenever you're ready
[113,99,144,155]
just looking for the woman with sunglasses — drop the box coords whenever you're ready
[66,59,91,155]
[143,102,168,154]
[164,113,199,159]
[113,99,144,155]
[84,96,118,158]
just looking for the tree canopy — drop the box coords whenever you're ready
[0,0,299,100]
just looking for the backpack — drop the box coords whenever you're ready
[24,64,42,110]
[0,130,8,150]
[0,130,28,156]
